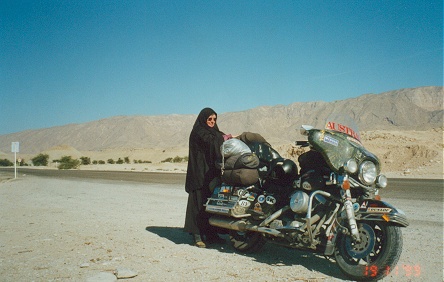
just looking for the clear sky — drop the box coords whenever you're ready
[1,0,442,135]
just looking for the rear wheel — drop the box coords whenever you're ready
[335,222,403,281]
[229,230,266,253]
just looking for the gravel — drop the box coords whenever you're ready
[0,174,442,281]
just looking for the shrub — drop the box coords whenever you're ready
[116,158,124,164]
[162,156,188,163]
[80,157,91,165]
[0,159,13,166]
[161,157,173,163]
[173,156,183,163]
[58,156,80,169]
[134,159,152,164]
[124,157,130,164]
[98,160,105,164]
[32,154,49,166]
[107,159,115,164]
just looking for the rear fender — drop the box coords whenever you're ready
[358,199,409,227]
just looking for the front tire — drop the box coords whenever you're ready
[229,230,266,253]
[335,222,403,281]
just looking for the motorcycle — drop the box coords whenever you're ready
[205,114,408,281]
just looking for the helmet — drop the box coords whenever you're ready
[270,158,298,183]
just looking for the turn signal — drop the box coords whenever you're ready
[382,214,390,222]
[342,179,350,190]
[375,195,381,201]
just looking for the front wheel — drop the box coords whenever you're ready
[229,230,266,253]
[334,222,403,281]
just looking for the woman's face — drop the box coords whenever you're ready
[206,114,217,128]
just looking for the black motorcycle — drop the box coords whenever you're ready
[205,115,408,281]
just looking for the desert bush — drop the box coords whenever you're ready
[107,159,115,164]
[32,154,49,166]
[0,159,13,166]
[116,158,124,164]
[173,156,183,163]
[98,160,106,164]
[58,156,80,169]
[161,156,187,163]
[134,160,152,164]
[161,157,173,163]
[124,157,130,164]
[80,156,91,165]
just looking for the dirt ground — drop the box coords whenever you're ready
[0,171,442,282]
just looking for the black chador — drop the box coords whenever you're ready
[184,108,224,239]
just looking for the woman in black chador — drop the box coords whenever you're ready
[184,107,231,248]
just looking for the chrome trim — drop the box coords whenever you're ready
[349,177,378,193]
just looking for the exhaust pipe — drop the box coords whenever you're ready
[209,216,283,237]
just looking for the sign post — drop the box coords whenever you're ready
[11,142,19,179]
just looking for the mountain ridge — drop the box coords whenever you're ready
[0,86,442,154]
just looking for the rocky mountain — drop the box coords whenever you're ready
[0,86,442,155]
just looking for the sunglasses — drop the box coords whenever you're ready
[207,117,217,122]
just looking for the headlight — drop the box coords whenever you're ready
[376,174,388,188]
[359,161,377,185]
[344,159,358,174]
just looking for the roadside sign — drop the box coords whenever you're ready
[11,142,19,179]
[11,142,19,153]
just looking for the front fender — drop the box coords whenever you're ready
[357,199,409,227]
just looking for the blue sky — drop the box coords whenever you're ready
[1,0,442,134]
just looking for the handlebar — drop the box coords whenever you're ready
[295,141,310,147]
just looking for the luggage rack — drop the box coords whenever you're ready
[205,184,253,218]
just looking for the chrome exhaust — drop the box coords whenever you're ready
[209,216,283,237]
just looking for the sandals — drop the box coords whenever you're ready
[194,234,206,248]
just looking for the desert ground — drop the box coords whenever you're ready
[0,170,443,282]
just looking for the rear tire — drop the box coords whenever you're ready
[229,230,266,253]
[334,222,403,281]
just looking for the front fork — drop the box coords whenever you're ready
[324,178,361,256]
[343,190,360,242]
[341,176,361,243]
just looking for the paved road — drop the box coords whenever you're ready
[0,167,185,185]
[1,167,442,202]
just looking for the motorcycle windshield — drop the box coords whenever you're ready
[308,114,379,172]
[324,113,361,142]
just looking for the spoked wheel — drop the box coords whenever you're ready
[229,230,266,253]
[335,222,403,281]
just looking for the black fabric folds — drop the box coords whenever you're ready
[185,107,224,193]
[184,107,225,235]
